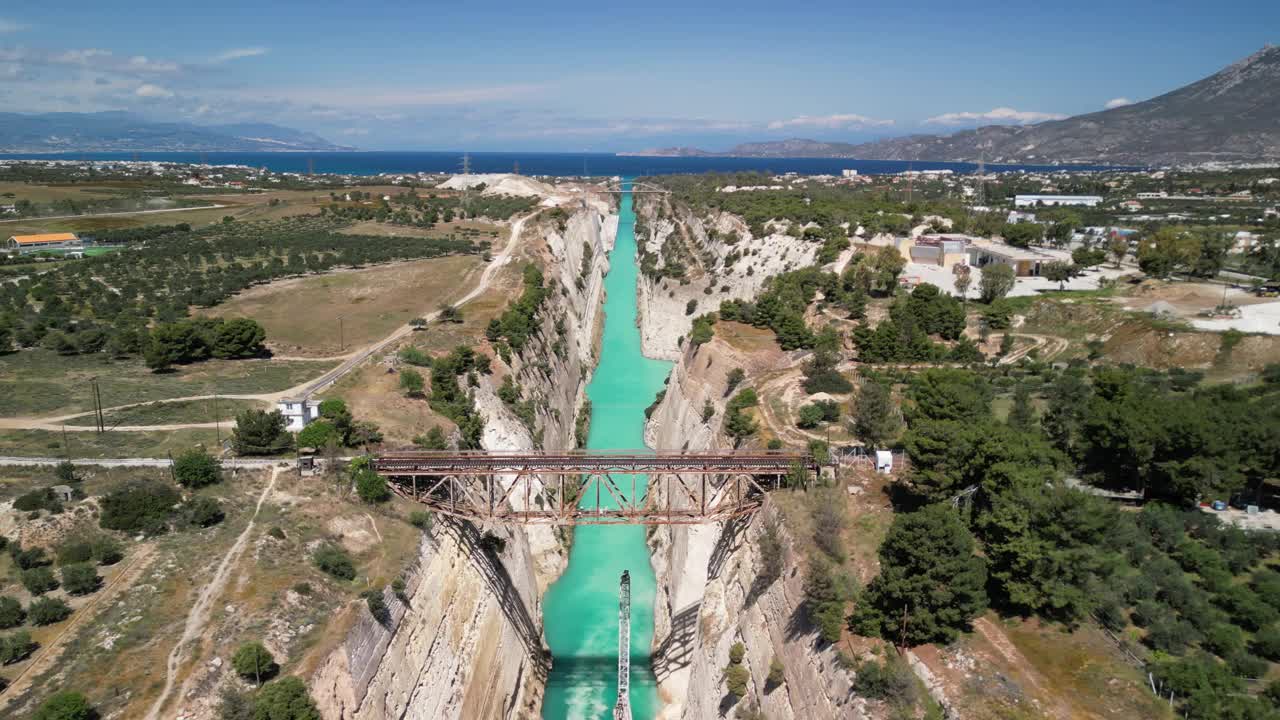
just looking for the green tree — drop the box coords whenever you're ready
[31,690,94,720]
[296,420,335,449]
[725,368,746,396]
[1043,260,1074,291]
[724,663,750,698]
[852,379,902,448]
[872,246,907,294]
[354,466,390,503]
[232,641,278,684]
[232,410,292,455]
[60,564,100,596]
[855,504,988,645]
[803,557,847,644]
[1107,235,1129,267]
[1007,382,1037,431]
[252,676,321,720]
[0,630,36,664]
[0,596,25,629]
[1001,222,1044,248]
[22,567,59,596]
[28,597,72,626]
[212,318,267,359]
[174,448,221,488]
[953,266,972,302]
[978,264,1016,303]
[399,368,425,397]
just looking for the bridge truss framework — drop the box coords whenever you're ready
[373,450,817,526]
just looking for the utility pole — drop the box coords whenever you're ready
[337,315,345,352]
[613,570,632,720]
[91,377,105,433]
[213,390,221,447]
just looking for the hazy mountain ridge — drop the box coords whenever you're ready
[0,112,353,153]
[625,46,1280,166]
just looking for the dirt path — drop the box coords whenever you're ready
[0,543,158,709]
[972,617,1074,720]
[997,333,1070,365]
[2,208,543,434]
[143,466,281,720]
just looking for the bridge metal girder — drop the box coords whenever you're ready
[375,450,812,526]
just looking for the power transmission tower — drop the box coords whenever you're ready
[613,570,632,720]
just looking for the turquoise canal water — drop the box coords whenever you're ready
[541,185,672,719]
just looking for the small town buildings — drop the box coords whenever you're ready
[1136,191,1169,200]
[909,234,973,268]
[277,397,322,431]
[1119,200,1144,211]
[5,232,81,254]
[1014,194,1103,208]
[1006,210,1038,224]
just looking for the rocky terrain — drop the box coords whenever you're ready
[307,202,617,719]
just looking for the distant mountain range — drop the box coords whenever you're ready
[0,112,353,153]
[624,46,1280,166]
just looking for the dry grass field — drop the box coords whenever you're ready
[206,255,488,356]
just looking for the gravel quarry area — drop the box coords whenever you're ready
[1191,300,1280,335]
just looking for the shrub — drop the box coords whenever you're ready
[173,448,221,488]
[60,564,100,596]
[767,655,785,688]
[185,496,225,527]
[54,460,78,484]
[854,656,915,705]
[231,641,278,683]
[253,677,320,720]
[756,520,785,586]
[0,596,25,629]
[31,690,94,720]
[28,597,72,626]
[89,536,124,566]
[313,544,356,581]
[365,590,390,623]
[409,511,432,530]
[10,544,50,570]
[1253,624,1280,661]
[56,542,93,566]
[268,526,286,540]
[724,662,750,698]
[0,630,36,664]
[354,468,390,503]
[99,480,179,535]
[729,641,746,664]
[22,567,59,596]
[14,488,61,514]
[1226,651,1268,679]
[292,582,312,596]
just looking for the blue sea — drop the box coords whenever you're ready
[0,150,1123,177]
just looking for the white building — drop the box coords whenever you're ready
[841,169,859,177]
[277,397,322,432]
[1014,194,1103,208]
[1006,211,1037,224]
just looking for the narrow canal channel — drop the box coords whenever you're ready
[541,183,671,719]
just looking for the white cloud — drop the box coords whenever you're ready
[340,127,369,136]
[924,106,1067,126]
[127,55,180,73]
[0,18,28,33]
[1104,97,1133,109]
[135,83,174,98]
[767,113,894,130]
[212,47,268,63]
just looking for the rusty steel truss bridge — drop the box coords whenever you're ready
[372,450,817,526]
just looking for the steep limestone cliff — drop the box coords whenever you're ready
[311,202,616,720]
[644,338,860,719]
[633,197,819,360]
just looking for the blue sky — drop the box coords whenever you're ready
[0,1,1275,151]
